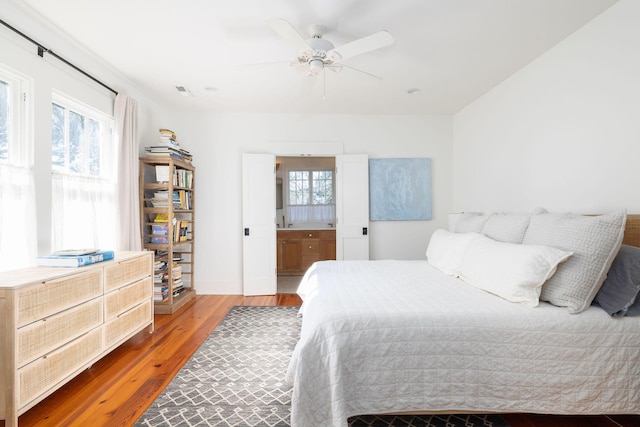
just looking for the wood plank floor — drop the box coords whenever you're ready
[5,294,639,427]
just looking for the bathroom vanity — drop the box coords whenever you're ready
[276,229,336,275]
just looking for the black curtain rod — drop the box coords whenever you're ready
[1,18,118,96]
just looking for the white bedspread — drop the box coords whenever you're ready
[285,260,640,427]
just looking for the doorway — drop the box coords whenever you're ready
[242,153,370,296]
[276,156,336,293]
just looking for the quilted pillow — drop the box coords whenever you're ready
[481,213,532,244]
[426,229,482,276]
[455,213,493,233]
[593,244,640,316]
[459,234,572,306]
[522,210,626,313]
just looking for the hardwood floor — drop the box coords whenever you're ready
[5,294,639,427]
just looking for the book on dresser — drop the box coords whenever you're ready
[36,249,115,267]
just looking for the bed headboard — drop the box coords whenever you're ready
[624,214,640,247]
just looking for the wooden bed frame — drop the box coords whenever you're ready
[623,214,640,247]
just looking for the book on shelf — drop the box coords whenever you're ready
[155,165,170,182]
[159,128,177,140]
[36,250,115,267]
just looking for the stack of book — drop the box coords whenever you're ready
[154,275,169,302]
[144,128,192,163]
[171,262,184,297]
[151,214,173,244]
[153,281,169,302]
[150,214,189,243]
[36,249,115,267]
[159,128,178,145]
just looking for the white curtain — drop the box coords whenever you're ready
[114,94,141,250]
[0,164,37,271]
[287,204,335,224]
[51,172,116,250]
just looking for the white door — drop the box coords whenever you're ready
[335,154,370,260]
[242,153,277,295]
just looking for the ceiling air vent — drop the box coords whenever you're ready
[175,86,193,97]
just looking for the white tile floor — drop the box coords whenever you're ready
[277,275,303,294]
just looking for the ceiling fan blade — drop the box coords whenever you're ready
[333,63,382,80]
[331,30,394,59]
[238,60,298,69]
[268,18,312,52]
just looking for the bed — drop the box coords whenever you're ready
[284,210,640,427]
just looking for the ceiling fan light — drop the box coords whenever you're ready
[309,58,324,75]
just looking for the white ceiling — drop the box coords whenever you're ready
[14,0,618,115]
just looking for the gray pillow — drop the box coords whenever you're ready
[455,213,492,233]
[481,213,532,244]
[522,210,626,313]
[593,244,640,316]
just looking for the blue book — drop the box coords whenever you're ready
[36,250,115,267]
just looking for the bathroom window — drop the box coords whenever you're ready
[288,169,333,205]
[287,169,334,224]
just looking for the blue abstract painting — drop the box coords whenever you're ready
[369,158,432,221]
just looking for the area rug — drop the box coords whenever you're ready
[135,306,509,427]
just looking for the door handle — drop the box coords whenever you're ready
[244,228,250,236]
[362,227,368,235]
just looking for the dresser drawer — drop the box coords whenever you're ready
[17,269,103,327]
[104,254,152,292]
[104,300,152,349]
[104,277,152,320]
[17,297,103,366]
[18,327,103,407]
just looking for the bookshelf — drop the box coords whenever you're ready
[139,156,195,314]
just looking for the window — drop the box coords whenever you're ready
[0,66,31,167]
[287,169,335,225]
[0,79,8,161]
[51,92,116,251]
[0,64,36,272]
[51,99,112,178]
[288,170,334,205]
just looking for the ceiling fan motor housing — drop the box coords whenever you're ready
[298,37,338,66]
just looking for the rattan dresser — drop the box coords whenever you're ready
[0,251,154,427]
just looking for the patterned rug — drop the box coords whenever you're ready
[135,306,509,427]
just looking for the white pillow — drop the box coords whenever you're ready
[522,209,626,313]
[459,234,573,306]
[426,229,482,276]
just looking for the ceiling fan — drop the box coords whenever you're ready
[257,18,394,95]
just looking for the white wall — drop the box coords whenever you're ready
[5,1,453,295]
[173,113,452,294]
[452,0,640,214]
[2,1,174,254]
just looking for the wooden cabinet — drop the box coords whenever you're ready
[277,237,302,273]
[277,230,336,275]
[319,230,337,261]
[0,251,153,427]
[139,157,195,314]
